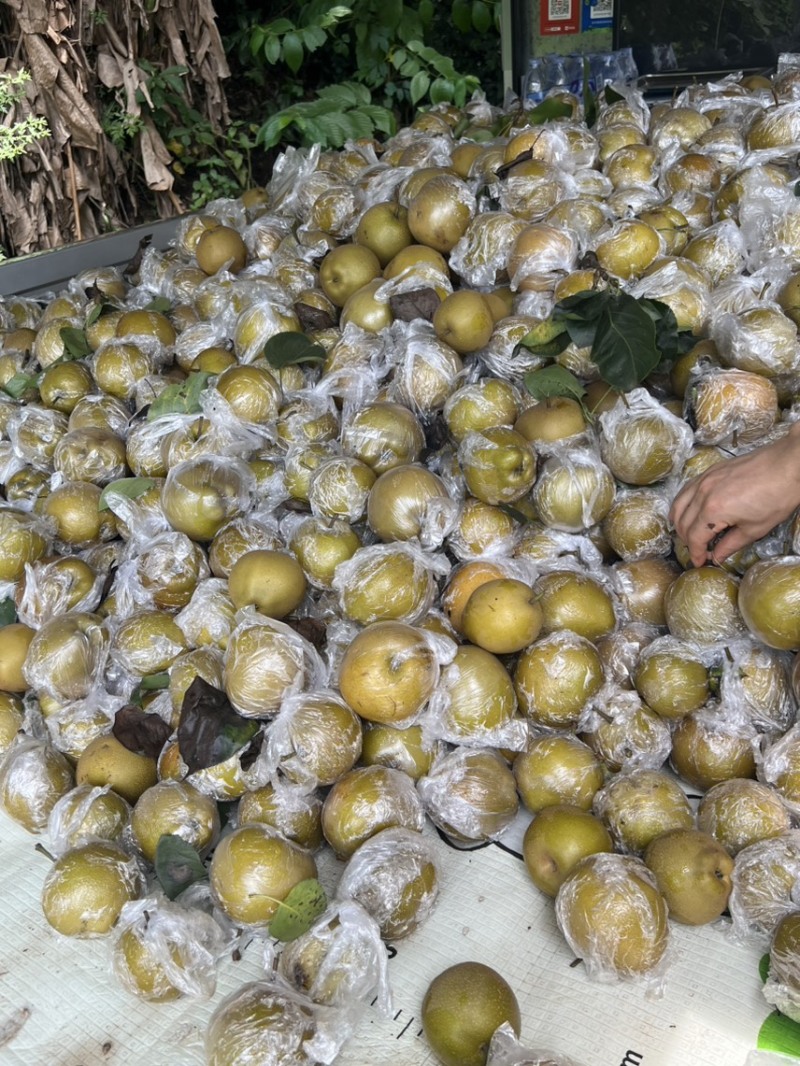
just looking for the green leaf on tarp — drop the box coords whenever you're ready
[582,59,598,129]
[155,834,207,901]
[0,597,17,626]
[146,371,212,421]
[177,676,260,774]
[98,477,156,511]
[758,1010,800,1055]
[263,332,326,368]
[145,296,173,314]
[524,365,586,401]
[760,953,771,983]
[591,291,661,391]
[269,879,328,942]
[59,327,92,360]
[527,97,574,125]
[1,371,40,399]
[604,85,625,104]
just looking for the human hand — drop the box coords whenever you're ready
[669,423,800,568]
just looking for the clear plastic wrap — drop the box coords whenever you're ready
[697,778,792,857]
[598,388,693,486]
[514,630,605,731]
[237,780,324,851]
[487,1022,587,1066]
[16,555,105,627]
[663,566,747,645]
[424,642,526,750]
[628,256,711,334]
[711,304,800,378]
[41,839,144,938]
[320,764,425,859]
[366,462,460,550]
[581,689,673,773]
[686,364,778,446]
[335,825,440,939]
[417,747,519,844]
[555,852,670,982]
[383,321,464,417]
[592,768,693,854]
[0,735,75,833]
[759,724,800,814]
[332,540,448,626]
[729,830,800,941]
[161,453,256,543]
[532,443,616,532]
[129,779,221,864]
[224,611,326,719]
[277,898,392,1016]
[763,911,800,1023]
[46,783,130,855]
[175,577,237,650]
[260,689,362,789]
[507,223,578,293]
[449,212,529,287]
[669,701,758,791]
[23,611,109,703]
[632,634,711,720]
[112,894,229,1000]
[601,488,672,561]
[457,426,537,506]
[204,979,336,1066]
[720,639,796,738]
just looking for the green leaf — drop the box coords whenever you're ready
[760,953,771,984]
[430,77,455,104]
[85,301,118,327]
[1,371,40,399]
[0,597,17,626]
[263,332,326,369]
[392,47,407,68]
[155,834,207,901]
[472,0,492,33]
[265,34,282,64]
[527,98,574,125]
[98,477,157,511]
[269,879,328,942]
[139,671,170,691]
[554,289,612,348]
[524,365,586,401]
[250,25,266,56]
[301,25,327,51]
[604,85,625,104]
[591,292,662,391]
[146,371,213,421]
[267,17,295,35]
[282,32,304,74]
[452,0,473,31]
[758,1010,800,1056]
[410,70,431,105]
[60,326,92,360]
[320,6,352,29]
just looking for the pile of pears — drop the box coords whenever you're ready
[6,65,800,1064]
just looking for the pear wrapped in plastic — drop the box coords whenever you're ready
[41,839,144,938]
[204,979,340,1066]
[336,826,440,940]
[532,444,615,532]
[334,541,448,626]
[763,912,800,1024]
[47,783,131,856]
[16,555,105,628]
[598,388,693,486]
[592,768,694,855]
[278,899,392,1017]
[224,611,326,719]
[696,778,792,856]
[555,852,670,982]
[424,642,527,750]
[238,780,324,851]
[686,365,778,447]
[113,894,229,1001]
[487,1022,588,1066]
[384,320,464,416]
[710,302,800,378]
[161,454,256,543]
[664,565,747,645]
[262,689,363,789]
[0,736,75,834]
[321,764,425,859]
[729,830,800,941]
[582,690,672,774]
[417,747,519,845]
[449,212,528,288]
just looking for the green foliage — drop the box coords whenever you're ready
[0,70,50,164]
[226,1,498,152]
